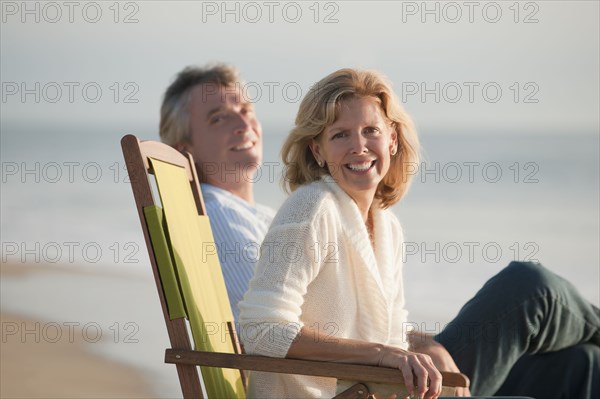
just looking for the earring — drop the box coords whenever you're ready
[391,147,397,156]
[318,160,324,167]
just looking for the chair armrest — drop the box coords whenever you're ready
[165,349,469,388]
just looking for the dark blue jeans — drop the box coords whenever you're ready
[434,261,600,398]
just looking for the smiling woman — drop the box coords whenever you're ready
[239,69,442,398]
[238,68,600,399]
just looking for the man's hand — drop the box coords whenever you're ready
[407,331,471,397]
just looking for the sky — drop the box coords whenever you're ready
[1,0,599,136]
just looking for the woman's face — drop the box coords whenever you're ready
[309,96,397,205]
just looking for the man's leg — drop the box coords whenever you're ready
[434,261,600,395]
[494,343,600,398]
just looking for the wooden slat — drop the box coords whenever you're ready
[121,135,203,398]
[165,350,470,388]
[227,322,248,389]
[333,383,369,399]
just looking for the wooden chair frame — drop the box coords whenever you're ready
[121,134,469,398]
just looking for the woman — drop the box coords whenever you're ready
[239,68,600,399]
[239,68,448,399]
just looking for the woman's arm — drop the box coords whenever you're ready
[286,327,443,399]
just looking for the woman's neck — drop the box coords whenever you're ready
[354,193,375,224]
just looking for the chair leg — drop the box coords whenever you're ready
[175,364,204,399]
[333,383,370,399]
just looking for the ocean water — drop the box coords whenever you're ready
[1,125,598,396]
[2,125,599,313]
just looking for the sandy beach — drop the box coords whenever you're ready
[0,262,181,398]
[1,312,154,399]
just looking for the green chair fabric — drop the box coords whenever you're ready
[145,158,245,398]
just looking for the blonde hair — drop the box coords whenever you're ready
[281,68,420,208]
[159,64,241,147]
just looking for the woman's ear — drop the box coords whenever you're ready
[308,138,323,167]
[389,128,398,155]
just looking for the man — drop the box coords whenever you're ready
[159,64,275,322]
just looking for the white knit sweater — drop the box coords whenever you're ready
[238,176,409,398]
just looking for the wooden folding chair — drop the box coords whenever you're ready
[121,134,469,398]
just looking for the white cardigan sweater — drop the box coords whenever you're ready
[239,176,409,398]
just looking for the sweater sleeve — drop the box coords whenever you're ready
[238,212,326,358]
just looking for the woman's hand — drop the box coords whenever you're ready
[378,347,442,399]
[407,332,471,397]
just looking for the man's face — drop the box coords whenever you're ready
[182,83,263,187]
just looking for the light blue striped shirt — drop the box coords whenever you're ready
[201,183,275,323]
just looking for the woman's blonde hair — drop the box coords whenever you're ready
[281,68,420,208]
